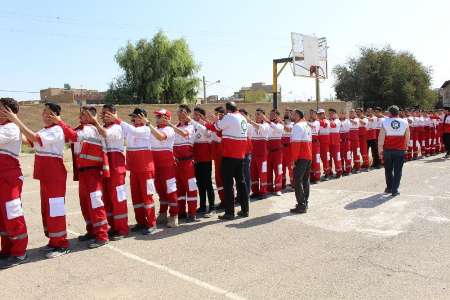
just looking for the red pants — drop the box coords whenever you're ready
[310,140,321,181]
[429,128,437,155]
[267,149,283,192]
[420,128,430,156]
[103,172,128,235]
[350,138,361,170]
[176,160,197,216]
[79,169,109,241]
[329,143,343,176]
[407,128,414,160]
[359,135,369,168]
[250,156,267,196]
[155,164,178,216]
[340,137,351,174]
[320,143,331,176]
[130,171,156,228]
[412,128,420,158]
[282,145,293,188]
[40,179,69,248]
[0,177,28,257]
[214,155,224,204]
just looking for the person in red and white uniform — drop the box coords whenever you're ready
[416,110,426,158]
[411,110,421,159]
[92,105,128,241]
[58,107,110,249]
[281,109,294,189]
[211,102,249,220]
[356,108,369,170]
[366,108,381,167]
[437,109,446,154]
[328,108,343,178]
[349,109,362,173]
[0,98,28,269]
[113,108,157,235]
[308,109,321,183]
[339,111,352,175]
[239,108,252,198]
[422,111,433,157]
[405,110,414,160]
[430,111,440,155]
[378,105,410,196]
[169,105,203,222]
[3,103,69,259]
[192,107,216,214]
[289,109,312,214]
[210,106,225,210]
[266,109,284,195]
[317,108,331,180]
[149,109,179,228]
[247,108,270,199]
[442,107,450,158]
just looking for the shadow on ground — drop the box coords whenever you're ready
[344,193,393,210]
[225,212,290,229]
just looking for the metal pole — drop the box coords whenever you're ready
[272,61,278,109]
[315,67,320,111]
[203,76,207,104]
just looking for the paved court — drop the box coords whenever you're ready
[1,154,450,299]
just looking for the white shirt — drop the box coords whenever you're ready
[150,126,175,152]
[251,122,270,140]
[308,120,320,136]
[105,124,125,153]
[35,125,65,158]
[268,122,284,140]
[121,122,152,151]
[339,119,350,133]
[73,124,104,155]
[0,122,21,158]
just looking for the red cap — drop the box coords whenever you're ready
[153,109,171,119]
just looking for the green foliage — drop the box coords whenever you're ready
[63,83,71,90]
[107,31,200,104]
[333,46,436,109]
[243,89,269,103]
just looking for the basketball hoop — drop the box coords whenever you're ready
[291,33,328,79]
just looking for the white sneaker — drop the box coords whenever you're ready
[274,191,282,196]
[167,216,179,228]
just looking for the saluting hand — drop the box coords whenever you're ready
[0,106,19,123]
[104,111,117,124]
[48,111,62,125]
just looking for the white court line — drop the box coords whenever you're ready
[310,187,450,200]
[66,229,246,300]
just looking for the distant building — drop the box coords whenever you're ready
[40,87,106,105]
[440,81,450,106]
[236,82,280,102]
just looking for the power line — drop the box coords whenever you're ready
[0,89,40,94]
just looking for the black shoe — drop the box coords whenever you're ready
[45,248,71,259]
[237,211,249,218]
[178,212,188,220]
[333,174,342,179]
[290,206,307,214]
[342,172,350,176]
[391,191,400,197]
[141,227,157,236]
[352,169,361,174]
[249,193,260,199]
[215,203,225,211]
[361,168,369,172]
[88,240,108,249]
[310,180,319,184]
[78,233,95,242]
[110,233,127,241]
[384,188,392,194]
[0,255,28,269]
[320,176,329,182]
[0,253,10,260]
[130,224,146,233]
[374,165,382,169]
[204,209,216,218]
[185,214,199,223]
[218,214,235,221]
[196,207,207,214]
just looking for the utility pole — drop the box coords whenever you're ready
[315,66,320,111]
[203,76,207,104]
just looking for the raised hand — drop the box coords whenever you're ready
[48,111,62,125]
[136,113,149,125]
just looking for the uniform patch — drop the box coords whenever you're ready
[49,197,66,217]
[116,185,127,202]
[90,190,104,209]
[5,198,23,220]
[166,178,177,193]
[261,161,267,173]
[188,178,197,191]
[146,179,156,195]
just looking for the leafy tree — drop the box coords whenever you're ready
[333,46,436,109]
[63,83,71,90]
[108,31,200,104]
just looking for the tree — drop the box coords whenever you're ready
[243,89,268,102]
[108,31,200,104]
[333,46,436,109]
[63,83,71,90]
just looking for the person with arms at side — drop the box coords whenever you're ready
[366,108,381,168]
[58,107,110,248]
[328,108,343,178]
[308,109,321,183]
[349,109,362,173]
[281,109,294,190]
[0,98,29,269]
[442,107,450,158]
[339,111,352,176]
[378,106,410,197]
[290,109,312,214]
[266,109,284,195]
[356,108,369,171]
[211,102,249,220]
[317,109,331,180]
[239,108,252,198]
[2,103,69,259]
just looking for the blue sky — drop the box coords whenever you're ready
[1,0,449,101]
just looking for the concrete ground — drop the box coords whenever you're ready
[1,154,450,300]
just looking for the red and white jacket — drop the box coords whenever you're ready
[33,124,67,181]
[308,120,320,142]
[104,123,126,175]
[121,122,154,173]
[318,119,330,144]
[215,112,248,159]
[367,116,378,140]
[282,121,293,146]
[291,121,312,161]
[150,125,175,167]
[267,121,284,152]
[442,114,450,134]
[349,117,360,141]
[382,118,408,150]
[250,122,269,157]
[193,121,212,162]
[358,117,368,137]
[328,118,341,145]
[0,122,22,179]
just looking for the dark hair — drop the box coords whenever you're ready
[374,107,382,112]
[270,109,280,116]
[444,106,450,111]
[82,106,97,116]
[103,104,116,113]
[225,102,237,113]
[328,108,337,113]
[45,102,61,116]
[0,97,19,114]
[294,109,304,119]
[214,106,225,114]
[388,105,400,116]
[194,107,206,116]
[238,108,248,116]
[178,104,191,114]
[256,108,265,115]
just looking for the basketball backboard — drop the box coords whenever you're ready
[291,32,328,78]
